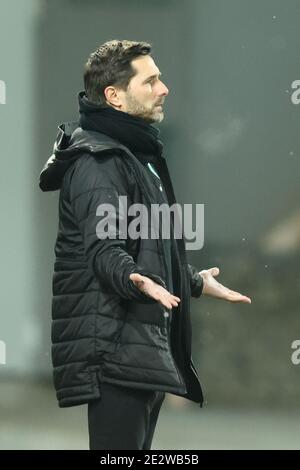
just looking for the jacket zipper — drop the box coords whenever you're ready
[164,308,187,392]
[128,157,187,392]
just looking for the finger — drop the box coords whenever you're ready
[162,294,176,306]
[227,289,250,301]
[160,298,173,309]
[168,295,181,307]
[240,296,251,304]
[227,289,241,296]
[232,297,251,304]
[226,290,243,298]
[227,293,251,304]
[158,294,179,309]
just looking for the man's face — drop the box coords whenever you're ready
[116,55,169,123]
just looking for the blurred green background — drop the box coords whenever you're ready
[0,0,300,449]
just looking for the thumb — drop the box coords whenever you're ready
[129,273,144,284]
[208,267,220,277]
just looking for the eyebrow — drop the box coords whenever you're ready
[142,72,162,84]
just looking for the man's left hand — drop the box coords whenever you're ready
[199,267,251,304]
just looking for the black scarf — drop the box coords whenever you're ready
[78,91,163,165]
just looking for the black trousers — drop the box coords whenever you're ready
[88,382,165,450]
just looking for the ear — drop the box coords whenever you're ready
[104,85,123,108]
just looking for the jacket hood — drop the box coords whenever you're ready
[39,121,125,192]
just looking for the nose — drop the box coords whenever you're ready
[159,80,169,97]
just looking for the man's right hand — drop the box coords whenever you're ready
[129,273,181,309]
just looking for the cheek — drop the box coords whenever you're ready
[136,88,149,102]
[135,86,155,107]
[143,85,155,98]
[141,91,154,107]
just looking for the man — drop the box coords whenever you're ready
[39,40,251,450]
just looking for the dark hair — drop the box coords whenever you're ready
[84,39,152,105]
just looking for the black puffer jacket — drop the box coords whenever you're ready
[40,122,204,407]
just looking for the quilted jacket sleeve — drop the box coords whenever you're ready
[69,154,166,303]
[187,263,204,298]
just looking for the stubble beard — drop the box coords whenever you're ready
[125,92,164,124]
